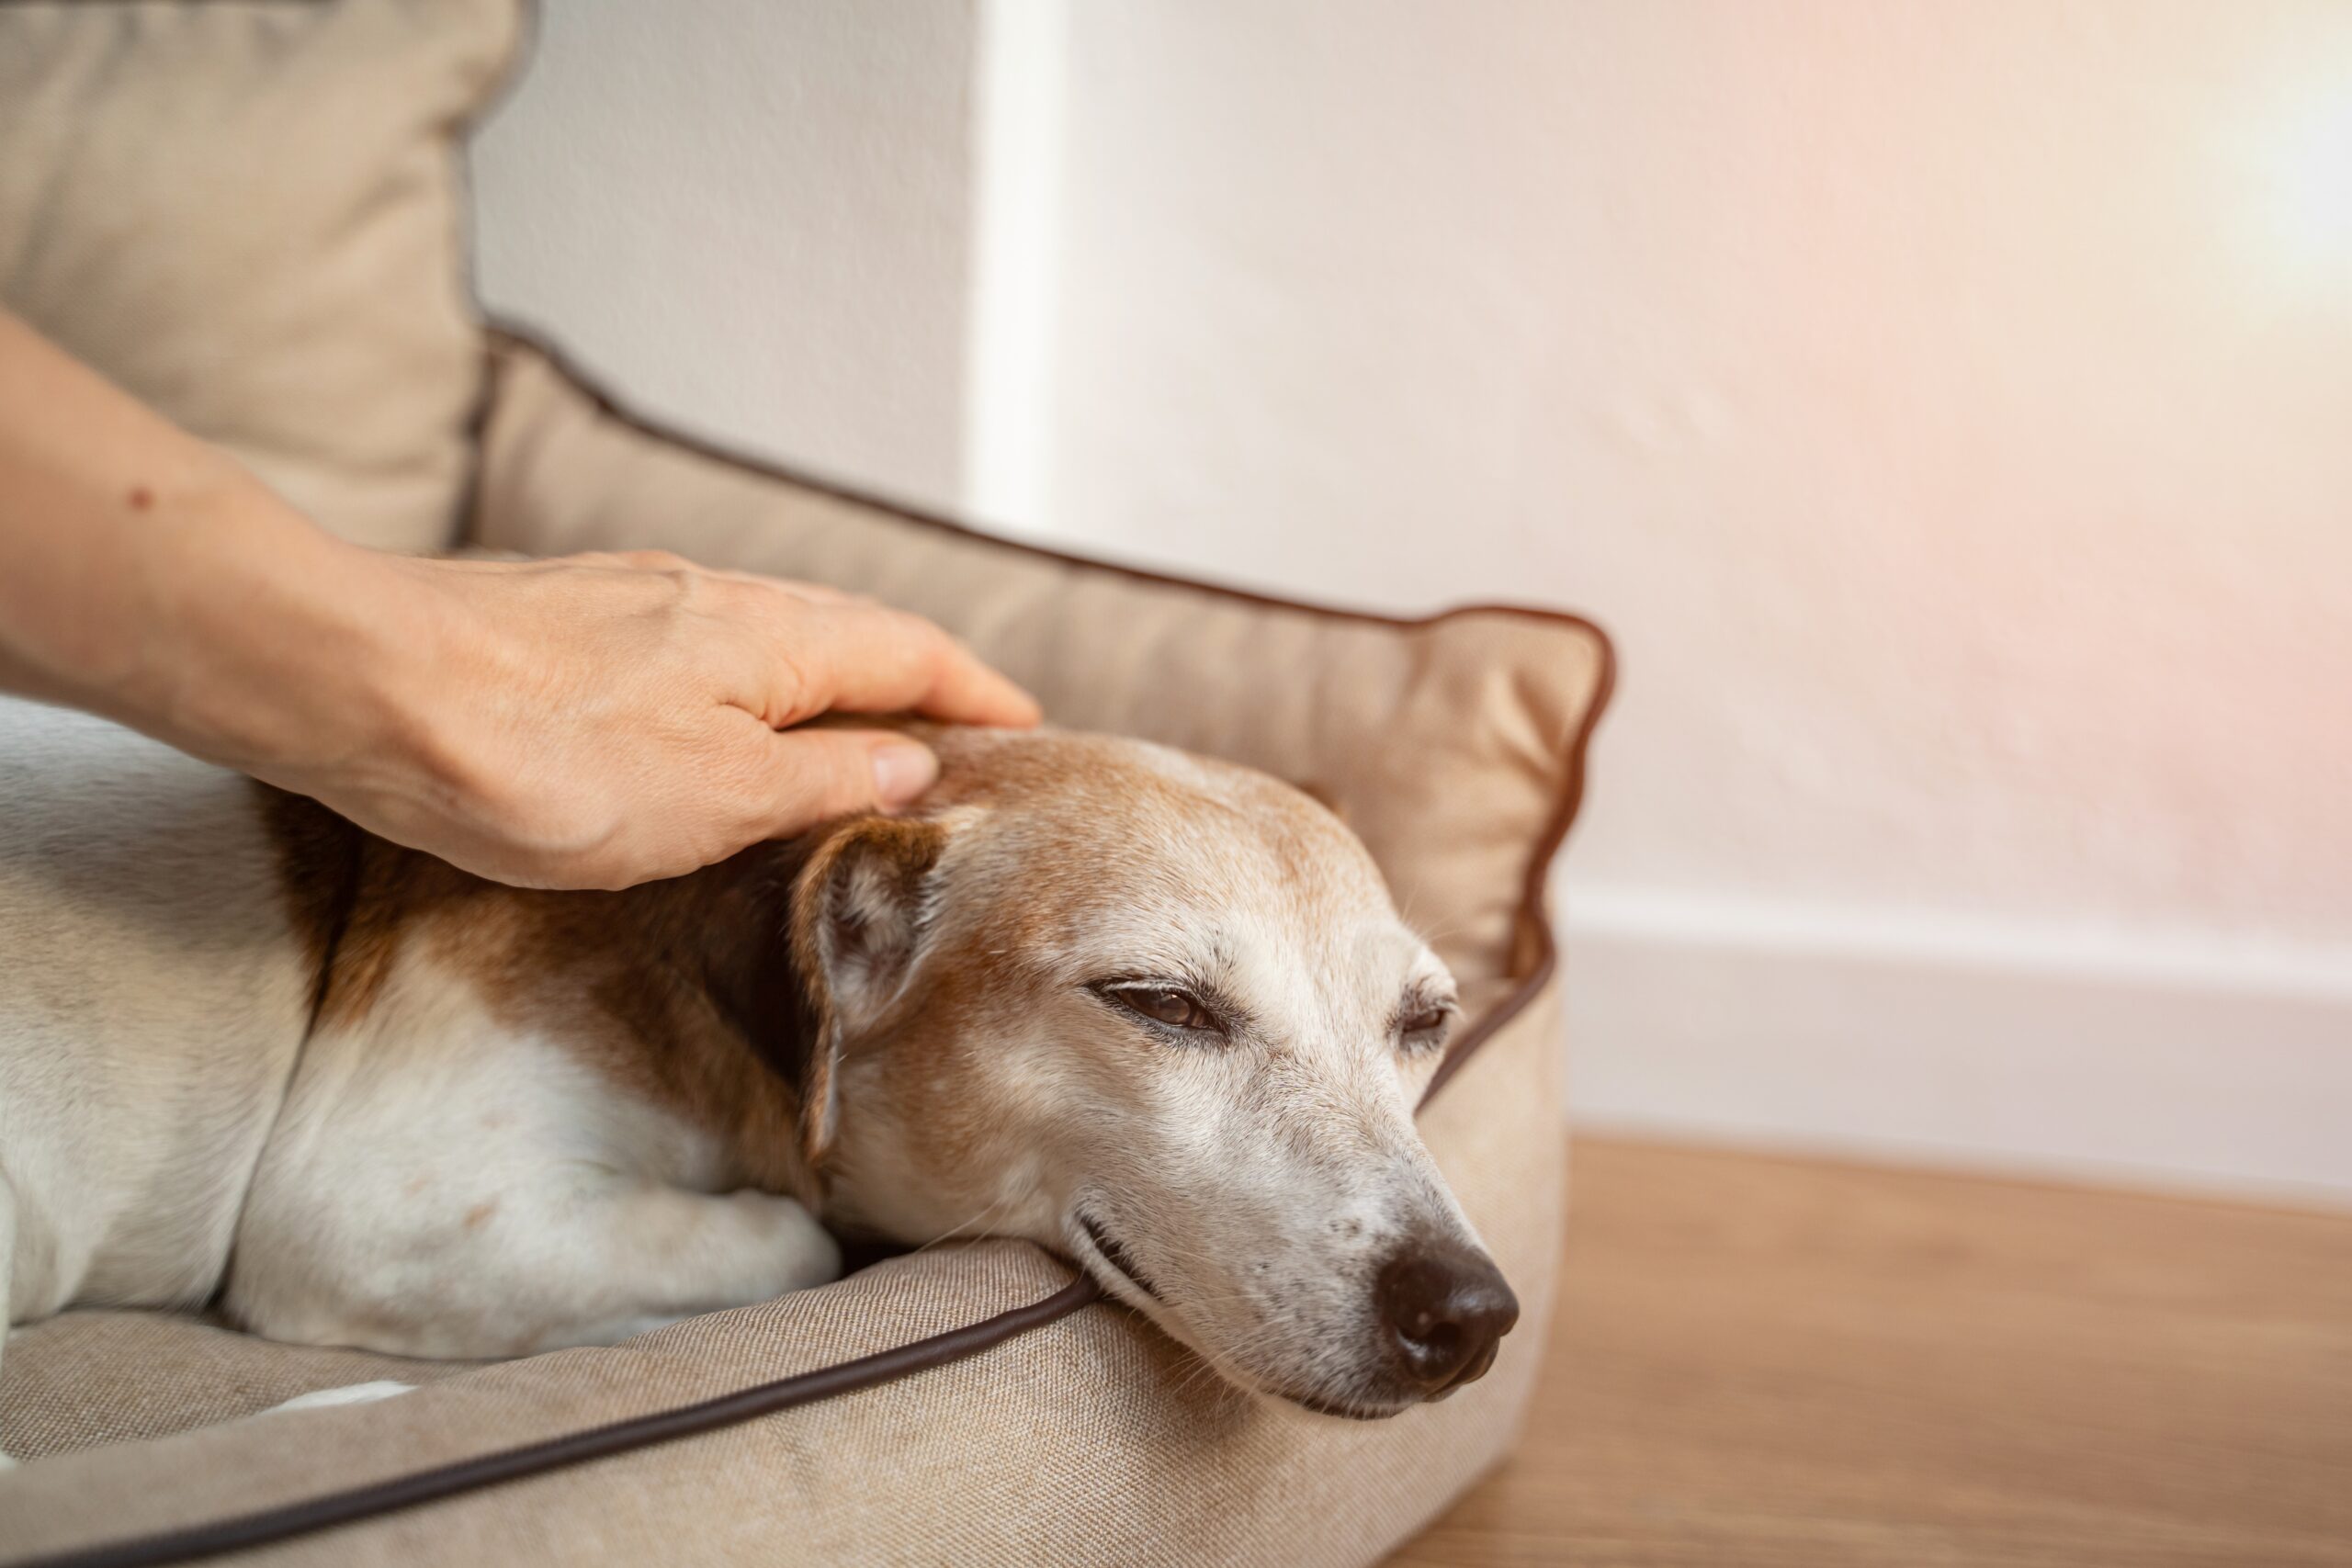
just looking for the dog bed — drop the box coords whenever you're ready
[0,5,1614,1563]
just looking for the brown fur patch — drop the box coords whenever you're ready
[252,786,365,1026]
[255,791,826,1201]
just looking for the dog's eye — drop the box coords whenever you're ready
[1398,1000,1455,1053]
[1109,986,1220,1035]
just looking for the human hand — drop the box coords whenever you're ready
[240,546,1042,889]
[0,308,1039,887]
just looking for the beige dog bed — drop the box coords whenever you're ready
[0,5,1613,1563]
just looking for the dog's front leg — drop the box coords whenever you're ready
[228,1171,841,1360]
[459,1179,846,1350]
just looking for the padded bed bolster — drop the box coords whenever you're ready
[467,332,1611,996]
[0,333,1612,1568]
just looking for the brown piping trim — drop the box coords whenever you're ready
[6,1277,1105,1568]
[10,330,1613,1567]
[1422,619,1617,1105]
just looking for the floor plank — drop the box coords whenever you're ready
[1393,1139,2352,1567]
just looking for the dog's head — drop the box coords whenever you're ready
[766,727,1516,1417]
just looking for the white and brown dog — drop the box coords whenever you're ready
[0,694,1515,1457]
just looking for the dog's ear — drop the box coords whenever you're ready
[785,814,955,1165]
[1292,779,1350,826]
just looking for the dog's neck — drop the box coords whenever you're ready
[689,837,829,1109]
[260,789,836,1202]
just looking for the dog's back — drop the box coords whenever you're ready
[0,695,312,1320]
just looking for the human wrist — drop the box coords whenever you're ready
[126,485,426,786]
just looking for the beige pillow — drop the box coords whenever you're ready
[0,0,520,553]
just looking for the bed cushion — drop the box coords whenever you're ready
[2,992,1567,1568]
[0,339,1611,1566]
[466,338,1607,997]
[0,0,519,552]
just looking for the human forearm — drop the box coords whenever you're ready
[0,307,1040,888]
[0,309,413,773]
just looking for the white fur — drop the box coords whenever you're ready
[226,965,837,1359]
[0,699,314,1438]
[816,729,1485,1415]
[0,696,837,1396]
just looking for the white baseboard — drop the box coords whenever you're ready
[1558,885,2352,1210]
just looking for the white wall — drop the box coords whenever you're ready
[469,0,978,510]
[996,0,2352,1205]
[468,2,2352,1203]
[1020,0,2352,940]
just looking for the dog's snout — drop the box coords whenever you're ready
[1374,1239,1519,1395]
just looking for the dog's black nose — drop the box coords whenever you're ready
[1374,1238,1519,1395]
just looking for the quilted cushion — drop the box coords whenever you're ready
[0,0,519,552]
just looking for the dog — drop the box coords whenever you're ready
[0,694,1516,1459]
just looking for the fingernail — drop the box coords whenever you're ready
[872,740,940,806]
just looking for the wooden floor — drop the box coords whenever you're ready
[1394,1139,2352,1568]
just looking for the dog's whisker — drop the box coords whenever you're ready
[904,1181,1032,1257]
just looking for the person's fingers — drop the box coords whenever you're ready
[748,727,943,838]
[738,595,1042,728]
[900,633,1043,727]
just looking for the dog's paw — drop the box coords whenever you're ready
[726,1190,842,1298]
[770,1199,844,1296]
[0,1449,19,1473]
[263,1380,415,1416]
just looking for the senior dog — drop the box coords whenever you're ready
[0,696,1515,1461]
